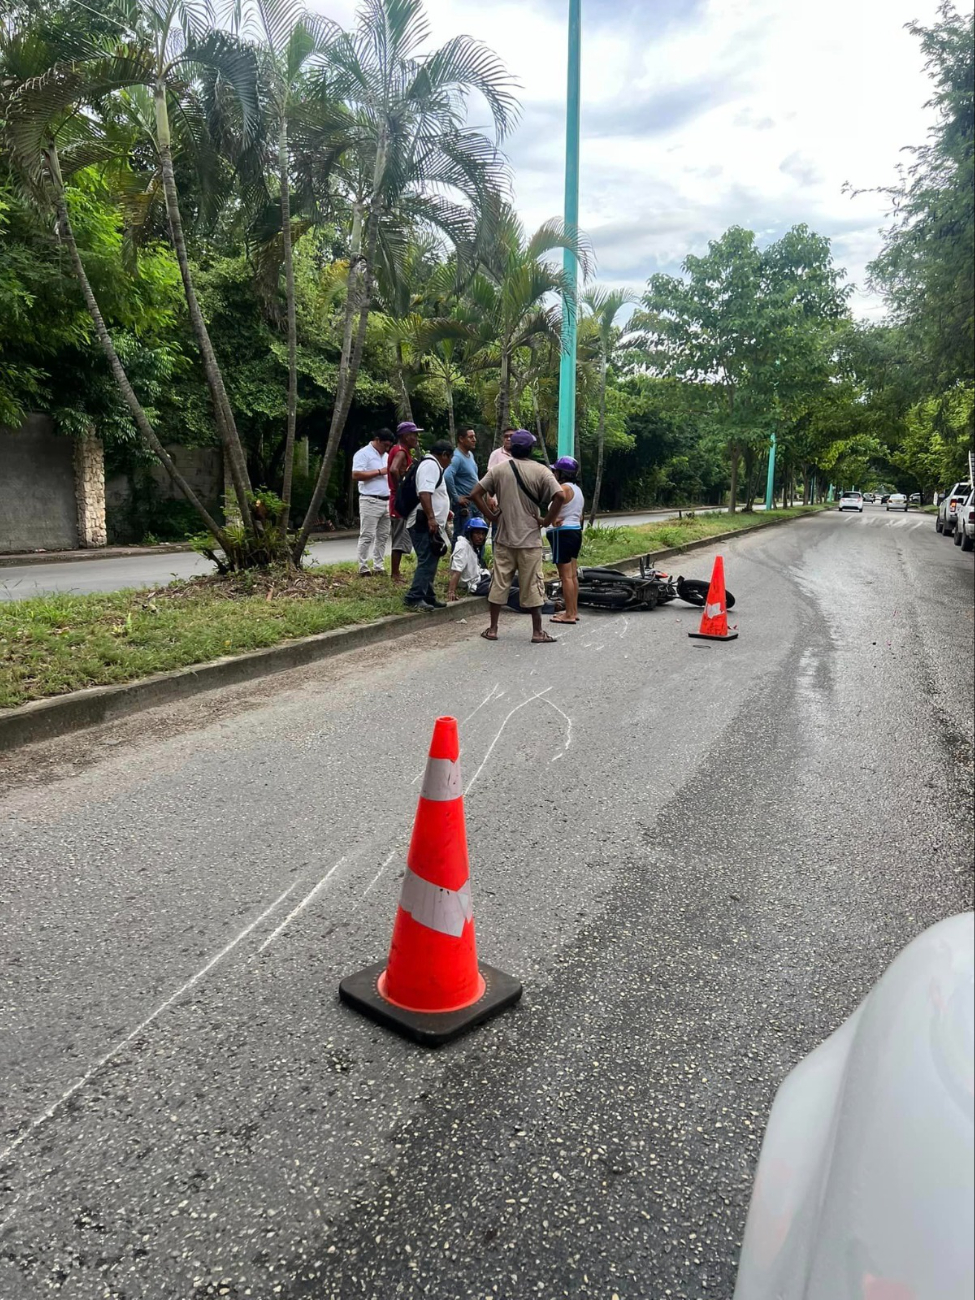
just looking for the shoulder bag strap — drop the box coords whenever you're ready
[508,459,548,512]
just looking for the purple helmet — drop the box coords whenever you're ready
[553,455,580,478]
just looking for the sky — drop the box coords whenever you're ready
[312,0,945,318]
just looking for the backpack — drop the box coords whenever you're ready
[394,454,444,518]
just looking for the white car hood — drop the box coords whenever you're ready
[734,912,974,1300]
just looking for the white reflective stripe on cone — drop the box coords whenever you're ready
[420,757,463,802]
[399,868,473,938]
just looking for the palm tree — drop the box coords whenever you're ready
[4,44,235,551]
[5,4,264,542]
[473,208,592,446]
[581,286,636,525]
[290,0,518,561]
[227,0,338,537]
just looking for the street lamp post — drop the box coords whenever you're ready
[556,0,581,460]
[765,429,777,511]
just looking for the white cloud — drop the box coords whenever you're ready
[311,0,944,316]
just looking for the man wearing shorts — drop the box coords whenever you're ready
[469,429,563,644]
[387,421,420,583]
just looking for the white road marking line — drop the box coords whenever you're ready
[465,687,552,796]
[618,617,630,639]
[911,520,924,530]
[0,882,299,1163]
[258,861,346,951]
[409,683,504,784]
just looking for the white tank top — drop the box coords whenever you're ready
[556,483,584,528]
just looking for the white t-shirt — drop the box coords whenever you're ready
[407,457,450,527]
[449,536,489,592]
[352,443,389,496]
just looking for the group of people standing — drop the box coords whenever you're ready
[351,421,584,642]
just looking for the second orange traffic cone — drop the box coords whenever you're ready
[339,716,522,1046]
[688,555,738,642]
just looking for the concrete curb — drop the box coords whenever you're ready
[0,510,827,751]
[0,530,357,568]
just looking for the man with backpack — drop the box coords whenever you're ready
[469,429,563,644]
[396,439,455,611]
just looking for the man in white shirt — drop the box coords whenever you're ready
[404,439,454,610]
[352,428,395,575]
[446,518,491,601]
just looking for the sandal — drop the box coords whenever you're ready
[480,629,499,641]
[531,631,558,644]
[550,615,578,624]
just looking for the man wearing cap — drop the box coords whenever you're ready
[446,517,491,601]
[387,420,421,583]
[404,439,455,611]
[469,429,563,644]
[352,427,395,576]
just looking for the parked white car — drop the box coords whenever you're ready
[838,492,864,513]
[886,493,908,512]
[735,912,974,1300]
[936,481,972,535]
[952,490,974,552]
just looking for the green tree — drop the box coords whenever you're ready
[580,286,636,524]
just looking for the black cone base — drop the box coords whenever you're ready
[339,961,522,1047]
[688,630,738,641]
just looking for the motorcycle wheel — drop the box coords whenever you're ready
[678,578,736,609]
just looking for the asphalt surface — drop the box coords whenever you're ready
[0,508,733,601]
[0,505,972,1300]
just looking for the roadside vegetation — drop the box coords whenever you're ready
[0,1,970,560]
[0,508,826,708]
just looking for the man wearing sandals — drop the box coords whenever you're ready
[469,429,563,645]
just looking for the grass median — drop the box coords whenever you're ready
[0,505,827,709]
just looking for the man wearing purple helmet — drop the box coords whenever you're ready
[469,429,563,644]
[548,456,585,624]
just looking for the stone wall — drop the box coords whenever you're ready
[0,416,78,553]
[106,445,224,543]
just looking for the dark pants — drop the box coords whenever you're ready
[406,521,442,605]
[451,504,470,551]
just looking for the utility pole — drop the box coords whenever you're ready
[556,0,581,460]
[765,430,777,510]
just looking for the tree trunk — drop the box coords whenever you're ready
[278,117,299,542]
[47,147,229,549]
[292,203,381,560]
[494,346,511,447]
[588,353,608,526]
[728,442,740,513]
[445,380,456,441]
[394,341,413,421]
[154,83,254,535]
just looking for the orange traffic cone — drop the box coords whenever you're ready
[339,716,522,1045]
[688,555,738,642]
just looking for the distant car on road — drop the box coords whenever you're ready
[952,490,974,552]
[886,493,908,512]
[937,481,972,535]
[909,492,922,505]
[838,492,864,513]
[880,493,891,504]
[863,492,876,503]
[734,911,974,1300]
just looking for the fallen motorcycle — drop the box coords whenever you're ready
[547,555,736,612]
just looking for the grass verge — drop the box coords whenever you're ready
[0,506,827,709]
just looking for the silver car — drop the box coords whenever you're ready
[952,490,974,552]
[886,492,908,512]
[838,492,864,513]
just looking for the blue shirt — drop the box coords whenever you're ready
[444,447,479,506]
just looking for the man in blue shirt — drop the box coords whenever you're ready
[444,428,479,550]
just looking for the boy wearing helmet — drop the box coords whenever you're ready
[446,518,491,601]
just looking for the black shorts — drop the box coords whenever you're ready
[548,527,582,565]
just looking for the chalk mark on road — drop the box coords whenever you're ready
[465,687,552,796]
[0,881,300,1164]
[258,859,347,951]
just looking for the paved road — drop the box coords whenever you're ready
[1,507,971,1300]
[0,507,733,601]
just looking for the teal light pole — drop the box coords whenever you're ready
[556,0,581,460]
[765,430,777,510]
